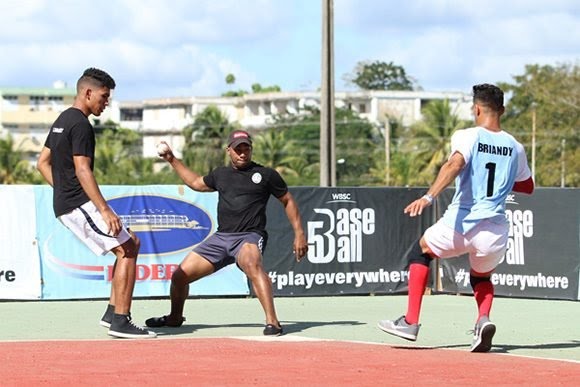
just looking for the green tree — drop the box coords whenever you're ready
[251,83,281,93]
[0,134,39,184]
[345,60,417,91]
[403,99,469,185]
[271,106,382,186]
[221,76,281,97]
[368,117,411,186]
[251,129,302,179]
[182,105,238,174]
[94,125,159,185]
[225,73,236,85]
[222,73,247,97]
[499,63,579,187]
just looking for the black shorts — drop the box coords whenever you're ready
[193,232,266,271]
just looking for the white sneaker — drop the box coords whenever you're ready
[378,316,420,341]
[470,316,496,352]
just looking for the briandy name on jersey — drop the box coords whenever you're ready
[477,142,514,156]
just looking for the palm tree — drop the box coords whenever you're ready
[406,99,469,185]
[252,129,302,177]
[182,105,238,174]
[0,135,36,184]
[94,127,157,185]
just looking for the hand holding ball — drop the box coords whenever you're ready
[157,142,171,157]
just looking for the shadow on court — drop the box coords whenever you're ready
[151,320,365,336]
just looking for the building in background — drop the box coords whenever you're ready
[0,82,118,164]
[2,86,472,162]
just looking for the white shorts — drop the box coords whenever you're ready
[424,218,508,274]
[58,201,131,256]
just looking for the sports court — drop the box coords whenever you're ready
[1,294,578,385]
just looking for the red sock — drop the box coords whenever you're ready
[473,280,494,319]
[405,263,430,325]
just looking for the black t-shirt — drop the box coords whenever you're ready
[203,162,288,238]
[44,107,95,217]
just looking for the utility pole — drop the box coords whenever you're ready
[561,138,566,187]
[531,104,536,181]
[320,0,336,186]
[384,120,391,186]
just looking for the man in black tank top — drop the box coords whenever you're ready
[146,130,308,336]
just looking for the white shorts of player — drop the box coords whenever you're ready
[424,218,508,274]
[58,201,131,256]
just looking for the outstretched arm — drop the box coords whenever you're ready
[404,151,466,217]
[158,142,212,192]
[277,191,308,262]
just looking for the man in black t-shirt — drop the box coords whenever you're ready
[146,130,308,335]
[37,68,155,339]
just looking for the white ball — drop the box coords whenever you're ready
[157,142,170,156]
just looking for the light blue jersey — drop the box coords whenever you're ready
[442,127,531,234]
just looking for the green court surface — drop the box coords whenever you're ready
[1,294,578,362]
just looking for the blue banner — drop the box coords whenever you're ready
[35,185,249,299]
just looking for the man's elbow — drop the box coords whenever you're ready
[36,161,47,174]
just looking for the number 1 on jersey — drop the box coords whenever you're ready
[485,162,496,197]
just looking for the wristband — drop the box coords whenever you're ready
[422,194,434,205]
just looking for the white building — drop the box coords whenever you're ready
[117,90,472,159]
[2,86,472,162]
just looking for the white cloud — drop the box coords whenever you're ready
[0,0,577,100]
[335,0,579,91]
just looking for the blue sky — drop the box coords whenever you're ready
[0,0,578,101]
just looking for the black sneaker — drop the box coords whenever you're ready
[99,304,115,328]
[145,315,185,328]
[263,324,283,336]
[108,314,157,339]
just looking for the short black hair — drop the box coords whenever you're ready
[473,83,503,111]
[77,67,116,90]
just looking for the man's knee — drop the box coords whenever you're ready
[408,239,433,267]
[470,273,492,290]
[173,253,215,284]
[238,257,263,278]
[128,229,140,255]
[171,266,188,286]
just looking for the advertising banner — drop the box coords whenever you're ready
[263,187,435,296]
[438,189,580,300]
[35,185,249,300]
[0,186,41,299]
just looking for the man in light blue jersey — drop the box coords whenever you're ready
[378,84,534,352]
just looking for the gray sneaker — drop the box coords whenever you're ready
[470,316,496,353]
[377,316,420,341]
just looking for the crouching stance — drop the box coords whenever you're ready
[147,130,308,336]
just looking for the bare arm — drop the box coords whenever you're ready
[404,151,466,217]
[73,155,122,236]
[37,146,53,186]
[158,142,212,192]
[277,191,308,262]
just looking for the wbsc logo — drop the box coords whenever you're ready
[44,195,212,280]
[307,192,375,264]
